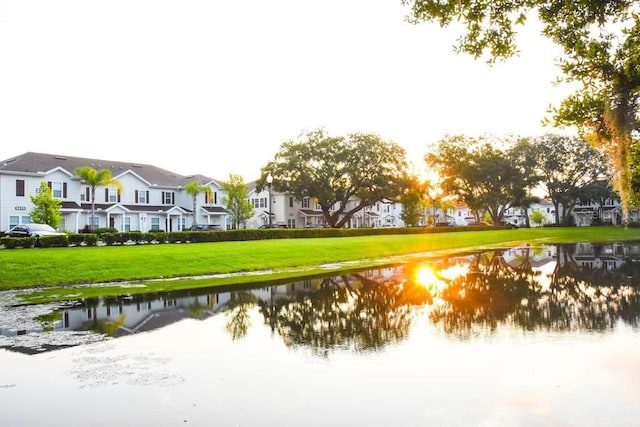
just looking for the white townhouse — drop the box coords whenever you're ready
[348,199,403,228]
[571,198,638,226]
[245,183,326,229]
[0,152,229,233]
[503,199,557,227]
[448,200,559,227]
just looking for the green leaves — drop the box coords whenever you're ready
[29,182,62,228]
[221,173,254,229]
[404,0,640,219]
[261,129,409,227]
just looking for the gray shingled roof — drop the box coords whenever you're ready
[0,152,218,187]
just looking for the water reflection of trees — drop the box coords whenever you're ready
[257,273,432,356]
[430,245,640,338]
[18,243,639,354]
[430,248,542,337]
[225,291,258,340]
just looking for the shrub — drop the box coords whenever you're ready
[69,233,98,246]
[121,231,144,244]
[101,232,124,246]
[38,235,69,248]
[145,231,167,244]
[83,234,98,246]
[0,237,36,249]
[68,234,84,246]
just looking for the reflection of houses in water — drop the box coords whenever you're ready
[4,245,640,355]
[480,242,640,276]
[0,292,231,340]
[67,292,232,337]
[74,267,399,336]
[259,266,401,302]
[565,242,640,271]
[503,245,557,268]
[1,267,402,354]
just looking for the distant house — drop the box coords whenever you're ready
[572,198,624,226]
[503,200,557,227]
[245,183,320,229]
[244,185,404,229]
[0,152,228,232]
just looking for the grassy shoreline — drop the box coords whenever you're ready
[3,226,640,294]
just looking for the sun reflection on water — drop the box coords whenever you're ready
[414,263,469,295]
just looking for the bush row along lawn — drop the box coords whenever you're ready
[2,225,640,289]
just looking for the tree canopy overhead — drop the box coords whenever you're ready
[402,0,640,221]
[259,129,409,228]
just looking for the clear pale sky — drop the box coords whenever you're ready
[0,0,574,181]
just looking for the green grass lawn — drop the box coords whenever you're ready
[3,226,640,303]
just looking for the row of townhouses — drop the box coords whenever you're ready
[0,152,629,233]
[0,152,228,233]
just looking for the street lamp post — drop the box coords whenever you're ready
[266,173,273,227]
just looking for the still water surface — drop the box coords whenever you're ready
[2,243,640,426]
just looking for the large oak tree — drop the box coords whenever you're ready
[527,134,611,225]
[259,129,409,228]
[426,134,537,225]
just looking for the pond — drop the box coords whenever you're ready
[2,242,640,426]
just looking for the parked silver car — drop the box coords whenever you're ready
[6,224,64,237]
[188,224,222,231]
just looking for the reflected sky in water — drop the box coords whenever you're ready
[1,243,640,426]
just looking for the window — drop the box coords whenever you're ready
[150,217,160,230]
[302,197,310,209]
[105,188,118,203]
[205,190,217,204]
[52,182,63,198]
[81,186,90,202]
[251,197,266,208]
[287,218,296,228]
[136,190,148,203]
[163,191,175,205]
[289,197,294,208]
[45,181,66,198]
[9,216,18,228]
[16,180,25,197]
[124,217,131,232]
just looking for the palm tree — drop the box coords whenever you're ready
[75,166,122,231]
[185,181,209,227]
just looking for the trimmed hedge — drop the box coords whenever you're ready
[37,235,69,248]
[0,225,509,249]
[0,234,70,248]
[69,233,98,246]
[1,237,36,249]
